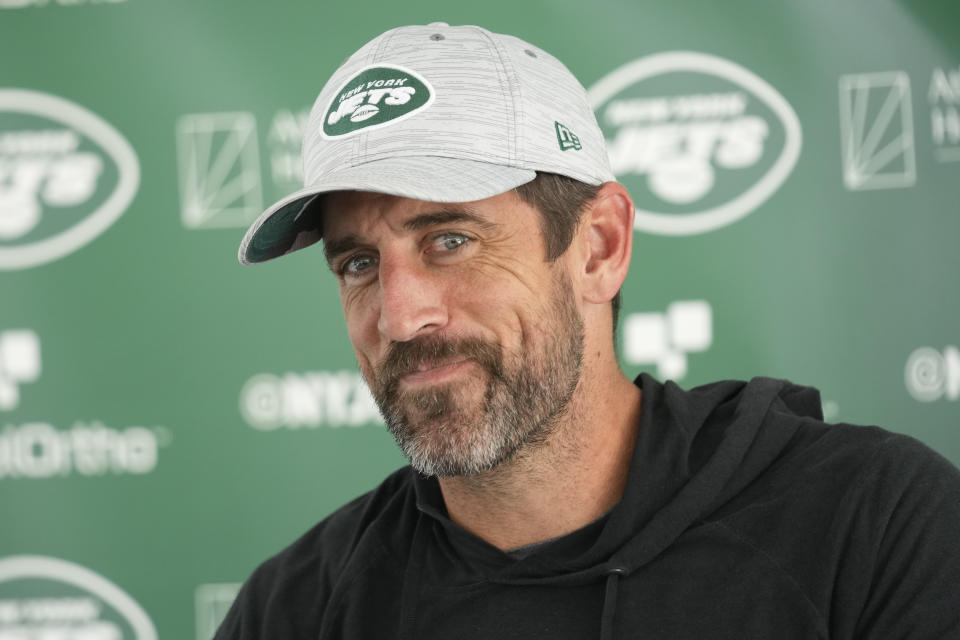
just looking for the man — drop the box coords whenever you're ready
[218,23,960,639]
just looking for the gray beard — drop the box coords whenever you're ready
[366,273,585,477]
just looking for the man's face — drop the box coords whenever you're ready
[322,189,585,477]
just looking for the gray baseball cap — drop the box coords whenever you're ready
[238,22,615,265]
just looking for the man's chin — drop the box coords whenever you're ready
[397,379,485,421]
[396,413,506,478]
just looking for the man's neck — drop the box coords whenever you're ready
[436,364,642,551]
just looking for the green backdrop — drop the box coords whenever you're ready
[1,1,958,638]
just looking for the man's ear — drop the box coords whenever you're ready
[576,181,634,305]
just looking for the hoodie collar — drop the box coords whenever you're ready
[410,373,821,583]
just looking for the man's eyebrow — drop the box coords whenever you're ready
[322,209,497,268]
[401,209,497,232]
[323,235,365,269]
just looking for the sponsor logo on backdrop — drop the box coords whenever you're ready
[240,370,382,430]
[176,112,263,229]
[195,583,240,640]
[268,108,308,189]
[176,108,311,229]
[838,72,916,190]
[0,422,163,479]
[0,0,124,7]
[905,345,960,403]
[0,89,139,270]
[588,52,802,236]
[929,65,960,163]
[836,65,960,188]
[622,300,713,380]
[0,555,156,639]
[0,331,170,480]
[0,329,40,411]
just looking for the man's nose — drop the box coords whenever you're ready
[376,255,448,342]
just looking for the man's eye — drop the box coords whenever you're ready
[341,254,378,277]
[434,233,469,252]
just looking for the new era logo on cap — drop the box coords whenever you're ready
[555,121,582,151]
[322,65,435,139]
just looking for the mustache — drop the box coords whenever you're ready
[374,335,504,392]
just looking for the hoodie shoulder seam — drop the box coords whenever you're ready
[710,520,829,638]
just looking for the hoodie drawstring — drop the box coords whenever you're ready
[600,568,625,640]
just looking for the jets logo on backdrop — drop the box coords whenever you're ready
[588,52,802,235]
[0,555,157,640]
[0,89,139,270]
[322,65,434,139]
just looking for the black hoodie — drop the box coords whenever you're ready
[215,375,960,639]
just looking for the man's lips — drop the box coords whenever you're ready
[399,358,474,385]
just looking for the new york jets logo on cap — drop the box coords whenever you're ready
[322,64,435,139]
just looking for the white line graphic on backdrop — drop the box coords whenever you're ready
[0,329,40,410]
[176,112,263,229]
[838,72,916,190]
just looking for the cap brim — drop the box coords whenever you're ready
[238,156,537,265]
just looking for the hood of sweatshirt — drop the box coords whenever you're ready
[410,372,824,585]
